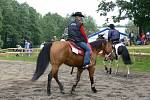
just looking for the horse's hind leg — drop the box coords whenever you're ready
[47,65,60,95]
[47,72,52,96]
[88,66,97,93]
[126,65,130,78]
[71,68,83,94]
[54,70,64,94]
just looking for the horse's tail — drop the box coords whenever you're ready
[120,46,132,65]
[32,42,52,81]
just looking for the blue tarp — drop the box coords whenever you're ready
[88,28,128,38]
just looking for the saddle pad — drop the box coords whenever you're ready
[68,42,84,55]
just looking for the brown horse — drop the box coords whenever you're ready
[32,39,112,95]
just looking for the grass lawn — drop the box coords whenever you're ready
[0,46,150,73]
[96,55,150,72]
[127,45,150,53]
[128,48,150,53]
[0,54,38,62]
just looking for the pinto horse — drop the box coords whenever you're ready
[32,39,112,95]
[104,42,132,77]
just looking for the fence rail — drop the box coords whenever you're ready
[0,47,150,56]
[0,48,42,56]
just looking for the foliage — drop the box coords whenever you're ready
[0,35,3,48]
[125,21,139,34]
[84,16,99,35]
[40,13,67,41]
[97,0,150,32]
[0,0,98,48]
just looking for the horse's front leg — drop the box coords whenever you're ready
[103,60,109,73]
[115,60,119,75]
[88,66,97,93]
[71,68,83,94]
[108,60,112,74]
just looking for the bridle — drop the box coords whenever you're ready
[104,49,114,60]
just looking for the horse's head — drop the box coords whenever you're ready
[90,39,113,55]
[103,40,113,55]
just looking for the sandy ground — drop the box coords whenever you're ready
[0,60,150,100]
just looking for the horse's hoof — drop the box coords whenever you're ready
[126,74,131,79]
[47,91,51,96]
[71,91,75,94]
[92,87,97,93]
[47,93,51,96]
[93,89,97,93]
[61,90,65,94]
[94,90,97,93]
[70,89,75,94]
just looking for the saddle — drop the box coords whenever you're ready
[68,41,92,56]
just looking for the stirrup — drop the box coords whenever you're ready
[82,64,90,69]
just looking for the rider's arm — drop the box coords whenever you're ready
[80,25,88,43]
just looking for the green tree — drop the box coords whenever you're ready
[97,0,150,33]
[0,35,3,48]
[40,13,66,41]
[0,7,2,33]
[0,0,99,48]
[84,16,98,35]
[125,21,139,34]
[0,0,16,48]
[28,7,42,46]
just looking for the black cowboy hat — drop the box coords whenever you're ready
[108,24,115,29]
[72,12,84,17]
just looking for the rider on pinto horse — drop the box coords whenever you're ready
[67,12,91,69]
[108,24,120,59]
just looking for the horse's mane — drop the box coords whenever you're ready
[90,39,106,50]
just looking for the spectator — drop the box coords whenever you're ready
[53,36,58,41]
[140,31,146,45]
[40,41,45,49]
[24,40,28,49]
[16,45,22,56]
[24,40,32,56]
[28,41,32,56]
[129,31,134,46]
[136,35,142,45]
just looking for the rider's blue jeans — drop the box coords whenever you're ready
[76,42,90,66]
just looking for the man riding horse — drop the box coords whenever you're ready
[32,12,114,95]
[67,12,91,69]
